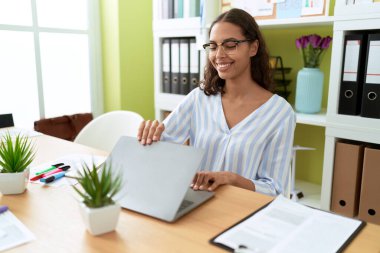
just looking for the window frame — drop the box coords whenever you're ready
[0,0,103,123]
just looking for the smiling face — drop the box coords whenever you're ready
[208,21,258,82]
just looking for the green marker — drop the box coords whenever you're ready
[35,163,64,175]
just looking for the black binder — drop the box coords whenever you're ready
[162,38,171,93]
[361,33,380,118]
[338,34,367,115]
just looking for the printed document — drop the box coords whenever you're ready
[0,211,35,251]
[212,195,364,253]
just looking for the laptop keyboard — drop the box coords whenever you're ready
[178,200,194,212]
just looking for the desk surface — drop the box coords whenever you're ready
[2,135,380,253]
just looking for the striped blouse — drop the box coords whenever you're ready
[162,88,296,196]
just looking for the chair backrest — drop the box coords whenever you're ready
[34,113,93,141]
[74,110,144,152]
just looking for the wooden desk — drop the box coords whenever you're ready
[2,135,380,253]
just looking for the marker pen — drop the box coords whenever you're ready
[30,164,68,181]
[35,163,65,175]
[41,165,71,178]
[0,205,8,214]
[40,171,65,183]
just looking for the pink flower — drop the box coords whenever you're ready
[295,34,332,68]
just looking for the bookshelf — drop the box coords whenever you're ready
[320,0,380,211]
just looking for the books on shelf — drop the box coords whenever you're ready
[159,0,200,19]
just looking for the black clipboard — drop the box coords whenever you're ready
[209,200,272,252]
[209,199,366,253]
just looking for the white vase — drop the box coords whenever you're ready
[295,67,324,114]
[79,202,121,236]
[0,168,30,195]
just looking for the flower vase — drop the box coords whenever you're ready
[295,67,324,114]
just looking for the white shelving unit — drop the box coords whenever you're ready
[320,1,380,211]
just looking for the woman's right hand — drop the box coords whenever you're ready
[137,120,165,145]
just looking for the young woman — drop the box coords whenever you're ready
[138,8,296,196]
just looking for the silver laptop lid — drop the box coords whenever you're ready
[107,136,205,221]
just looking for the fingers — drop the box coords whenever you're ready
[137,121,146,141]
[138,120,164,145]
[192,172,215,191]
[153,123,165,142]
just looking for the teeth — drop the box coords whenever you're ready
[217,63,231,68]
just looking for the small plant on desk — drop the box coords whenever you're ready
[0,133,35,195]
[72,161,122,236]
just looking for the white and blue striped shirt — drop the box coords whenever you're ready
[162,88,296,196]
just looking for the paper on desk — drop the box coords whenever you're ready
[0,127,42,139]
[213,195,363,253]
[29,154,107,187]
[0,210,35,252]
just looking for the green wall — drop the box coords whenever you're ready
[100,0,121,111]
[100,0,336,185]
[101,0,154,119]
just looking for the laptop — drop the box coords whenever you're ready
[106,136,214,222]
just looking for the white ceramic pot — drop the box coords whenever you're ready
[79,202,121,236]
[0,168,29,195]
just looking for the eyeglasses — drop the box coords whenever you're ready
[202,39,252,55]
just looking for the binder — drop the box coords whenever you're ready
[338,34,367,115]
[358,146,380,225]
[331,141,364,218]
[189,0,200,17]
[0,113,14,128]
[168,0,174,19]
[179,38,190,95]
[177,0,184,18]
[162,38,171,93]
[161,0,169,19]
[361,33,380,118]
[190,38,199,91]
[170,39,180,94]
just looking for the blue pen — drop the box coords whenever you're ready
[40,171,65,183]
[0,205,8,214]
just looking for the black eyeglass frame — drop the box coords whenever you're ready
[202,39,253,53]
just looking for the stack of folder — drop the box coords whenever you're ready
[160,0,200,19]
[338,32,380,119]
[162,37,200,95]
[331,140,380,225]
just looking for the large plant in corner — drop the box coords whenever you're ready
[0,133,35,194]
[73,161,122,236]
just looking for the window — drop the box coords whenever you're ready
[0,0,103,128]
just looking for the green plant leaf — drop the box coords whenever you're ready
[71,159,122,208]
[0,133,35,173]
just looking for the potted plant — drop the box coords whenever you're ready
[0,133,35,195]
[73,161,122,236]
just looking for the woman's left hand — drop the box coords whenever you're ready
[191,171,233,191]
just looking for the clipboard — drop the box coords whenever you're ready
[209,195,366,253]
[210,201,272,252]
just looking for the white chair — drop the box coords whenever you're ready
[74,110,144,152]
